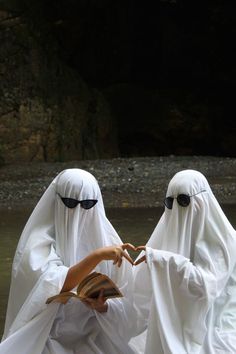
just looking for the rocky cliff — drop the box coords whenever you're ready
[0,9,118,163]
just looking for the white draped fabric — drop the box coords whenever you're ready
[1,169,138,354]
[134,170,236,354]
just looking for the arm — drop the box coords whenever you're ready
[61,244,135,293]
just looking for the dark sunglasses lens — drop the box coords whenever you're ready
[61,197,79,208]
[177,194,190,207]
[80,200,98,209]
[164,197,174,209]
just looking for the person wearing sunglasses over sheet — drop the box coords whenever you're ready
[133,169,236,354]
[0,168,139,354]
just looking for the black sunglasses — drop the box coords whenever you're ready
[58,194,98,209]
[164,190,206,209]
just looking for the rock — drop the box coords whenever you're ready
[0,12,118,163]
[0,156,236,209]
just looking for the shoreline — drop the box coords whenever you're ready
[1,155,236,209]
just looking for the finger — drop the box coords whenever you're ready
[121,243,136,252]
[135,246,146,251]
[117,256,123,268]
[84,297,96,304]
[113,254,119,265]
[134,255,146,265]
[122,251,134,265]
[98,289,105,303]
[82,299,94,308]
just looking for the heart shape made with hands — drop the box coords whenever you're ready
[121,243,146,266]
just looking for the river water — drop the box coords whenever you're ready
[1,205,236,337]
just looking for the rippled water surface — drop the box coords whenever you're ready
[1,205,236,337]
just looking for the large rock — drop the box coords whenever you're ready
[0,10,118,163]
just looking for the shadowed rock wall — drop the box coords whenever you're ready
[0,9,118,163]
[0,1,235,162]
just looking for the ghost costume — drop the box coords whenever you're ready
[0,169,138,354]
[134,170,236,354]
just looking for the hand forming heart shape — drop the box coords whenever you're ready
[121,243,147,266]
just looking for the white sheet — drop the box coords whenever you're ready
[134,169,236,354]
[1,169,139,354]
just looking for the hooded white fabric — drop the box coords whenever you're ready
[0,168,138,354]
[134,169,236,354]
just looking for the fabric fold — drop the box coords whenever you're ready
[1,168,139,354]
[134,169,236,354]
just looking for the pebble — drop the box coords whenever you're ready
[0,156,236,209]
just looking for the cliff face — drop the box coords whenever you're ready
[0,9,118,163]
[0,1,235,163]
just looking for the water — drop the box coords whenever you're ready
[1,205,236,337]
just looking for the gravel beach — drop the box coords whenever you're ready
[1,156,236,209]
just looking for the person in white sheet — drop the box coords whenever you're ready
[0,168,139,354]
[134,169,236,354]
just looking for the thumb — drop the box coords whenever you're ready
[98,288,105,302]
[134,255,146,265]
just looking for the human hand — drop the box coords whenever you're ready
[96,243,136,267]
[82,288,108,313]
[134,245,147,266]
